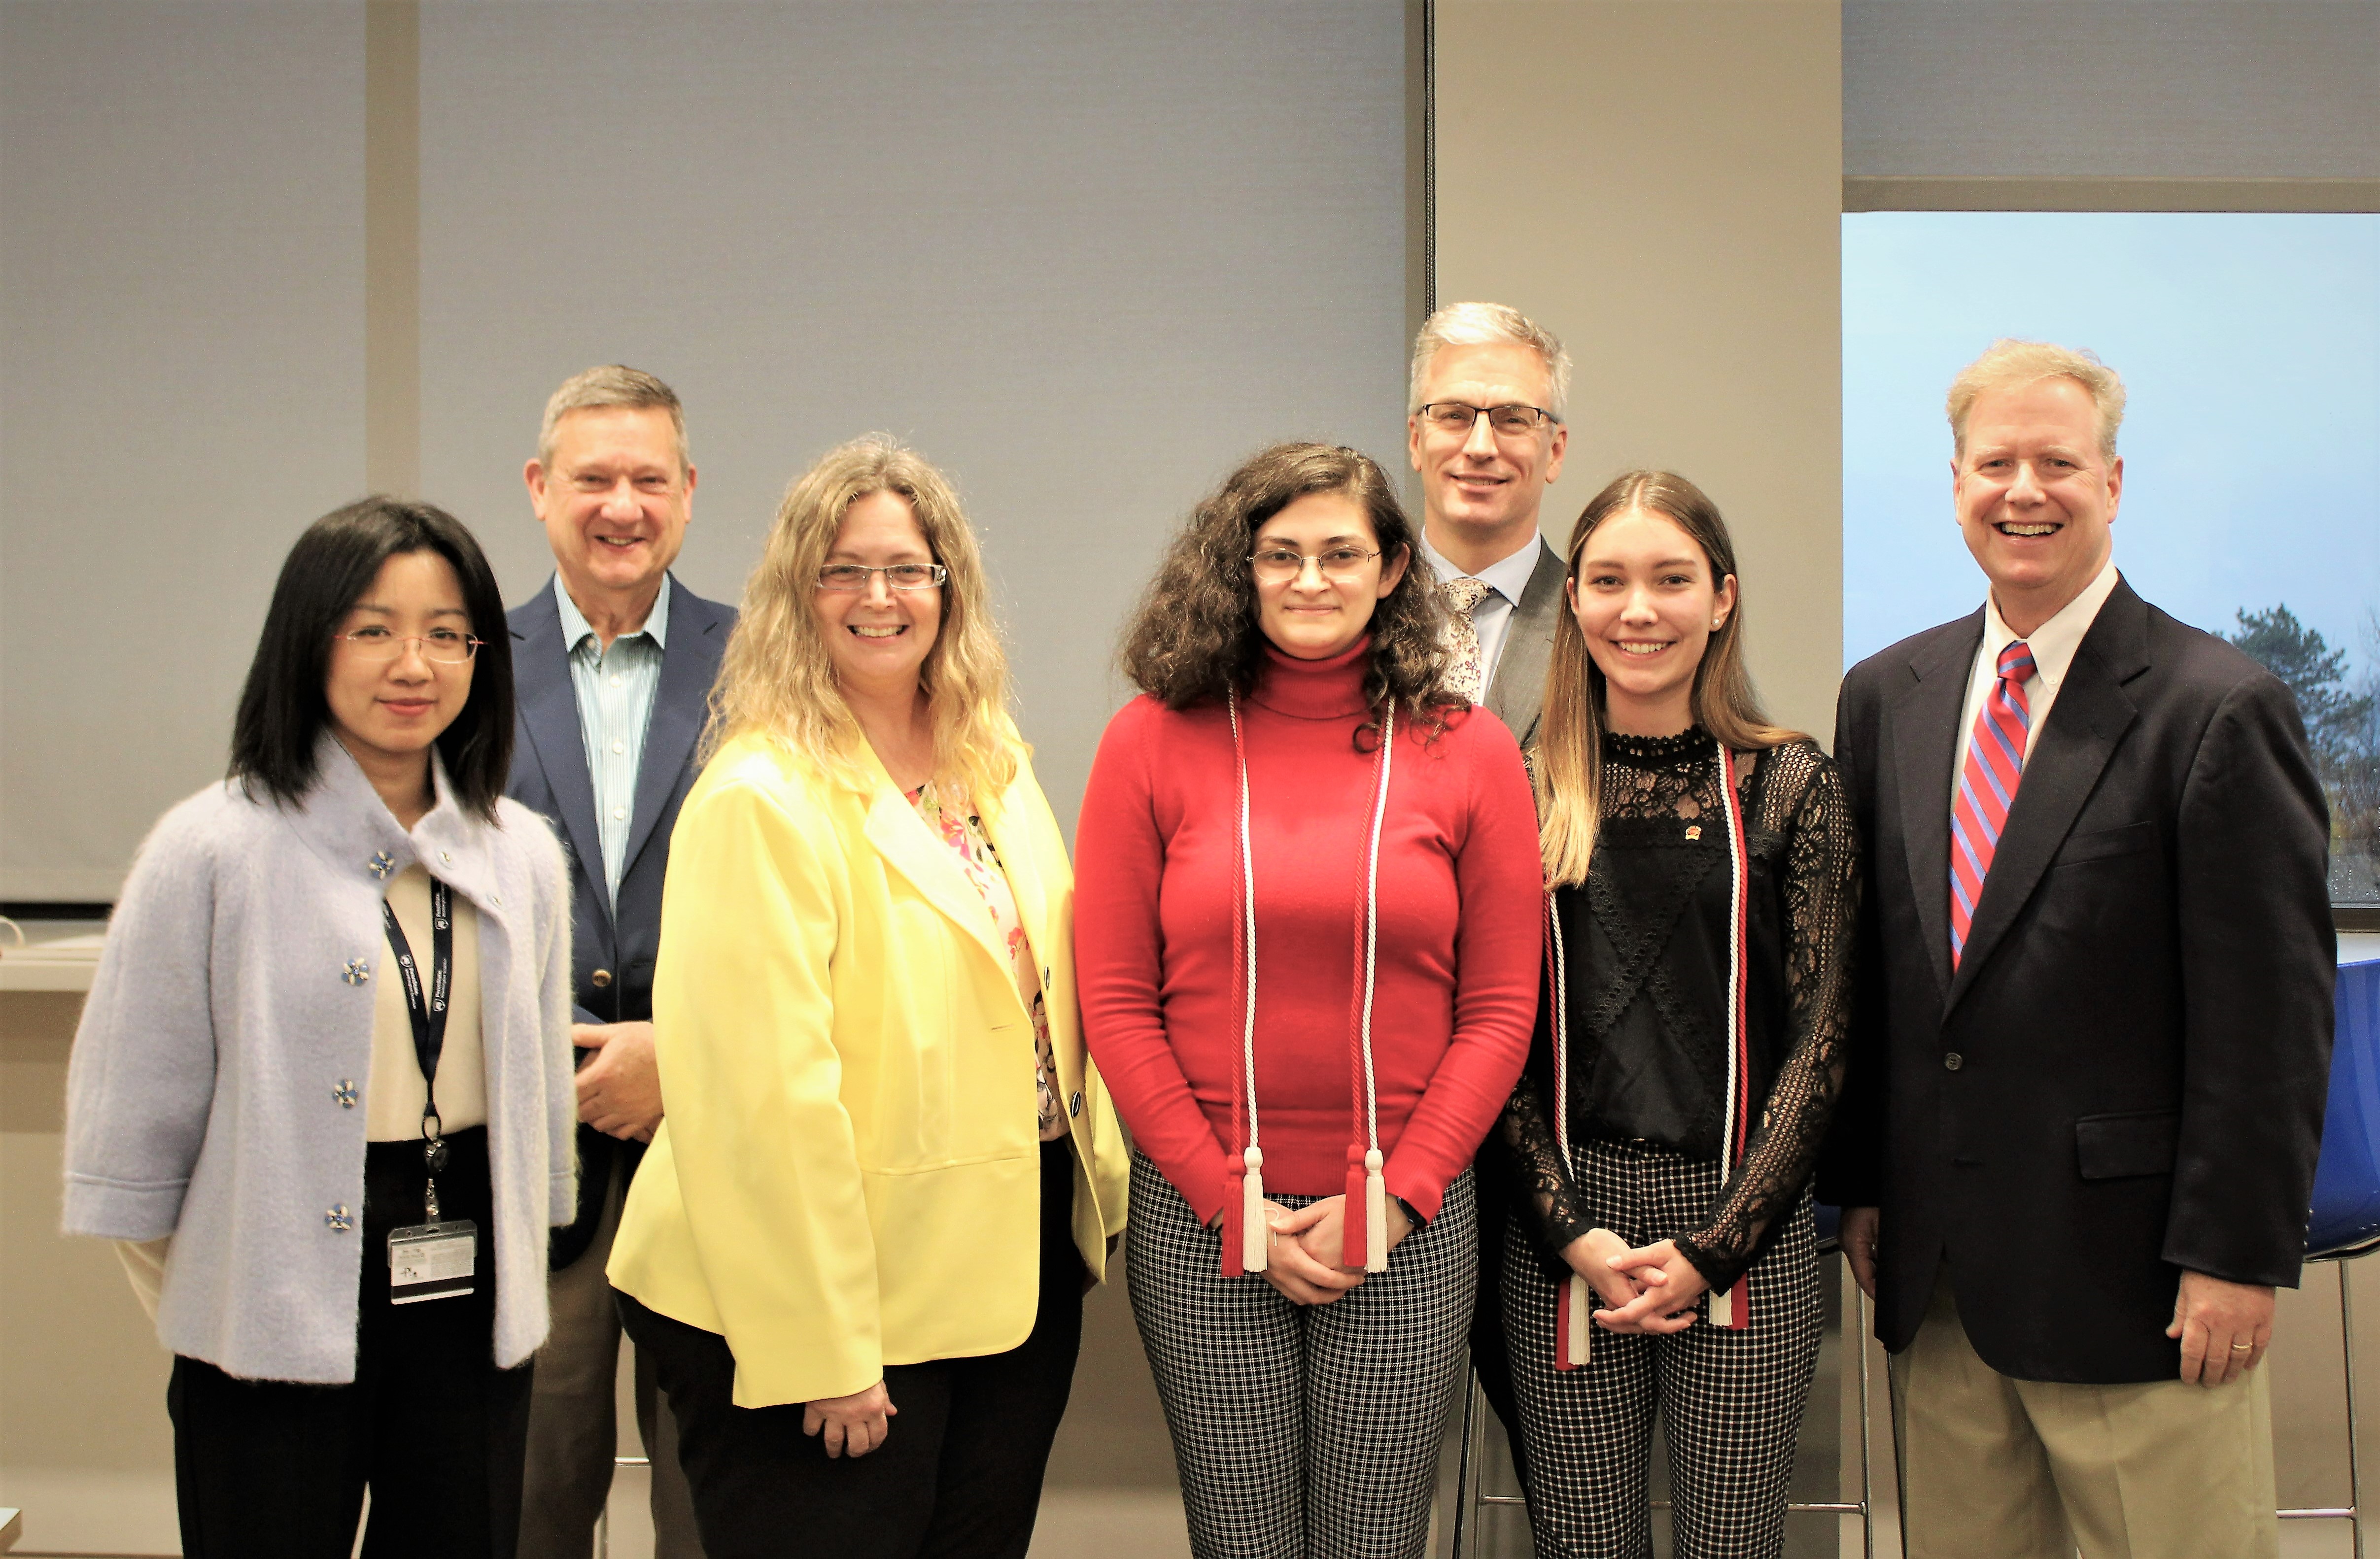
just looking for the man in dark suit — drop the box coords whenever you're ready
[1405,301,1574,1482]
[508,366,732,1559]
[1822,340,2335,1558]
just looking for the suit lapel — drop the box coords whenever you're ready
[1485,540,1565,747]
[860,761,1016,995]
[1947,585,2147,1008]
[621,582,726,881]
[981,792,1050,988]
[511,581,610,929]
[1891,612,1983,1001]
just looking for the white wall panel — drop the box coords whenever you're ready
[0,1,366,901]
[416,0,1413,839]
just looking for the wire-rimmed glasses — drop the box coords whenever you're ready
[333,628,483,664]
[816,563,948,592]
[1248,546,1382,583]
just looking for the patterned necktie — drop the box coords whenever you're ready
[1949,640,2036,967]
[1442,576,1491,705]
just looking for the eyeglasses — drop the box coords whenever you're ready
[817,563,948,592]
[1417,402,1559,439]
[334,628,483,664]
[1248,546,1381,583]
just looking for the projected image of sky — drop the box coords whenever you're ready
[1842,211,2379,671]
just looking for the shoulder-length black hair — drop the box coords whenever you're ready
[229,496,514,820]
[1117,442,1454,728]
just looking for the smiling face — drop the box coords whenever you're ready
[1249,489,1410,662]
[814,490,942,699]
[1565,508,1736,736]
[1407,341,1568,556]
[524,405,695,610]
[1953,375,2122,635]
[325,548,477,771]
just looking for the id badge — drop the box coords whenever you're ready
[388,1219,477,1304]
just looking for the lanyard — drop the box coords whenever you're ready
[381,877,454,1212]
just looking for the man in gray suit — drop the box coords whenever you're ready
[1407,301,1574,1480]
[1407,300,1572,748]
[508,366,728,1559]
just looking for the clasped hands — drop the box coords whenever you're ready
[1254,1195,1415,1306]
[1561,1227,1711,1334]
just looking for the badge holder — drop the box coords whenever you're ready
[383,878,476,1304]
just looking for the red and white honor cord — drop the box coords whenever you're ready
[1221,692,1396,1277]
[1549,735,1752,1367]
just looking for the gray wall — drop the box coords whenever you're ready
[0,0,1416,902]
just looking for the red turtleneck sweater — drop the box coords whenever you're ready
[1073,641,1543,1226]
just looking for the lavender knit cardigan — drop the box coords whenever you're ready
[62,740,576,1382]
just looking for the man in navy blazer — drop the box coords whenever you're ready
[506,366,731,1559]
[1821,340,2334,1558]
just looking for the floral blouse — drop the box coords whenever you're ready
[909,783,1067,1142]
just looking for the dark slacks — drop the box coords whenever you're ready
[620,1139,1086,1559]
[169,1127,535,1559]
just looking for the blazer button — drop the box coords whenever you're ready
[591,969,613,988]
[325,1205,353,1233]
[1069,1090,1083,1118]
[1944,1052,1964,1072]
[333,1080,359,1109]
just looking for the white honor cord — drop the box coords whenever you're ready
[1717,739,1747,1181]
[1356,706,1396,1152]
[1226,691,1395,1272]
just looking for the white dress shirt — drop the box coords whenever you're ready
[1951,558,2122,812]
[1417,529,1545,695]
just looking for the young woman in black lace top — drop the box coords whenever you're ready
[1496,470,1857,1558]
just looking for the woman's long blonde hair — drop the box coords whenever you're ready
[1536,470,1796,886]
[706,434,1018,810]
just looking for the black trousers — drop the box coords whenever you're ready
[621,1140,1087,1559]
[169,1127,535,1559]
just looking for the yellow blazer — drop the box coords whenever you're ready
[608,729,1130,1408]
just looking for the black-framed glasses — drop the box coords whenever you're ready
[334,628,483,664]
[1418,401,1559,438]
[1248,546,1381,583]
[816,562,948,592]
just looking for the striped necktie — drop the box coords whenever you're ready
[1949,640,2036,967]
[1442,576,1490,704]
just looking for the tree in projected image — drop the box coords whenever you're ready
[2228,604,2380,902]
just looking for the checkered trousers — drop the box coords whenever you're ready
[1125,1152,1477,1559]
[1499,1137,1822,1559]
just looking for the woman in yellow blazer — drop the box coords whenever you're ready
[608,434,1129,1559]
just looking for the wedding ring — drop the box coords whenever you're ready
[2229,1341,2253,1351]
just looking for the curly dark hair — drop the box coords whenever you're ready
[1119,442,1455,728]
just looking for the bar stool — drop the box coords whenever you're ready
[593,1452,652,1559]
[1447,1205,1876,1559]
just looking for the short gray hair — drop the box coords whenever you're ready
[1947,339,2127,460]
[1409,301,1572,420]
[537,365,689,472]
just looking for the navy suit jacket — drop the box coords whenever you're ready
[1819,576,2335,1383]
[504,574,735,1270]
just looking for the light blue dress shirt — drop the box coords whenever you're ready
[554,572,671,906]
[1417,529,1544,694]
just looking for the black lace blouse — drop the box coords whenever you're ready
[1499,729,1858,1293]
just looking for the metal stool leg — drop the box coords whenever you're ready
[593,1453,652,1559]
[2279,1254,2367,1549]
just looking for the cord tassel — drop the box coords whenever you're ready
[1221,1159,1247,1278]
[1241,1146,1268,1273]
[1556,1272,1591,1370]
[1708,1273,1751,1329]
[1362,1149,1388,1274]
[1342,1145,1371,1270]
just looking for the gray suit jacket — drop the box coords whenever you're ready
[1483,539,1565,749]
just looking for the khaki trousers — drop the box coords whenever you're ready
[1890,1265,2276,1559]
[518,1156,705,1559]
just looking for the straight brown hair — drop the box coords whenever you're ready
[1536,470,1796,885]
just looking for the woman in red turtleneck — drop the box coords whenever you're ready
[1075,442,1541,1559]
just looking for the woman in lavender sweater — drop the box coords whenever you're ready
[62,497,575,1559]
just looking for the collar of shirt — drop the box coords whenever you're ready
[1978,556,2120,696]
[554,570,673,660]
[1416,528,1542,606]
